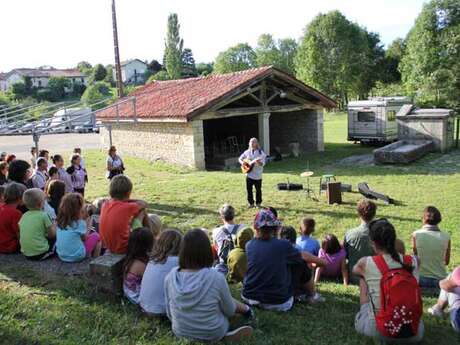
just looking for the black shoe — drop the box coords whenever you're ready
[248,204,255,209]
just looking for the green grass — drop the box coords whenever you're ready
[1,112,460,344]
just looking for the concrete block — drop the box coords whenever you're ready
[89,253,125,295]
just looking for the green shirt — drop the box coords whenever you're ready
[413,225,450,280]
[344,223,375,280]
[19,210,53,257]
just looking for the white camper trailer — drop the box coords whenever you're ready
[347,97,411,144]
[49,107,94,132]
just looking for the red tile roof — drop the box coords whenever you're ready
[97,66,336,121]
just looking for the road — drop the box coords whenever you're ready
[0,133,101,160]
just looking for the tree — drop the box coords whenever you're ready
[400,0,460,110]
[295,11,376,108]
[104,65,116,86]
[77,61,93,75]
[163,13,184,79]
[147,70,170,83]
[92,64,107,82]
[254,34,298,74]
[81,81,113,109]
[214,43,257,73]
[181,48,198,78]
[47,77,71,101]
[148,59,163,74]
[196,62,213,76]
[380,38,406,84]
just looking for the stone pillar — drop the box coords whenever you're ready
[258,112,271,155]
[191,120,205,169]
[316,109,324,152]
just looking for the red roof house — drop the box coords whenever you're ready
[97,66,335,169]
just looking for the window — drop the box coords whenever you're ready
[357,111,375,122]
[387,110,396,122]
[38,80,42,87]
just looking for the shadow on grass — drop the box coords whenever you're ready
[147,202,216,217]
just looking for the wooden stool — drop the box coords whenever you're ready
[319,174,336,194]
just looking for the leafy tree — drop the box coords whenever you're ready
[72,83,87,97]
[380,38,406,84]
[92,64,107,82]
[400,0,460,110]
[104,65,115,86]
[147,70,170,83]
[370,81,407,97]
[214,43,257,73]
[164,13,184,79]
[148,59,163,74]
[255,34,298,74]
[47,77,70,100]
[77,61,93,75]
[295,11,376,108]
[81,81,113,109]
[196,62,213,76]
[181,48,198,78]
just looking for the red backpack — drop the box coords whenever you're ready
[372,255,423,339]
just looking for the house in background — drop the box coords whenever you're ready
[97,66,336,170]
[1,67,88,91]
[0,73,7,91]
[116,59,148,85]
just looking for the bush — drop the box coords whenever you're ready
[81,81,114,109]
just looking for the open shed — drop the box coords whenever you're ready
[96,66,336,169]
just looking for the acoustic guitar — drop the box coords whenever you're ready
[241,158,261,174]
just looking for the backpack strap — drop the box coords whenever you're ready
[372,255,390,275]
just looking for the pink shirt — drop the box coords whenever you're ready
[318,247,346,277]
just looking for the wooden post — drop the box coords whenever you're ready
[112,0,124,98]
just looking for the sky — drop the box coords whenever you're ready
[0,0,428,72]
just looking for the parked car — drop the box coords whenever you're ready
[49,108,94,132]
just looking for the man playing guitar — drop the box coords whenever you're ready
[238,138,266,208]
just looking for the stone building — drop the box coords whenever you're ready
[96,66,336,169]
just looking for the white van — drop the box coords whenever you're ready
[49,107,94,132]
[347,97,411,144]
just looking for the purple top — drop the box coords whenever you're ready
[318,247,346,277]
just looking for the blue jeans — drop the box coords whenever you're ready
[419,276,440,288]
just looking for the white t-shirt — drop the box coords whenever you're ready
[212,223,245,256]
[238,149,266,180]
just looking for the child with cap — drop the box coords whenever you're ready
[428,266,460,333]
[242,209,308,312]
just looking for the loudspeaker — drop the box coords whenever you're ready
[327,182,342,204]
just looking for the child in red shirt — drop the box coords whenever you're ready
[0,182,27,253]
[99,175,150,254]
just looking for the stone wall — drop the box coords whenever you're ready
[100,121,205,169]
[269,109,324,154]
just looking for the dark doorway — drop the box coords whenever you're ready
[203,115,258,170]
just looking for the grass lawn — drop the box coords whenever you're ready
[1,112,460,344]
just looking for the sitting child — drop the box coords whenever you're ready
[428,266,460,333]
[412,206,451,288]
[353,218,424,342]
[88,197,108,232]
[0,185,5,203]
[296,217,320,256]
[227,227,254,283]
[19,188,56,260]
[56,193,101,262]
[164,228,253,342]
[280,226,327,303]
[315,234,348,285]
[140,229,182,316]
[0,162,8,185]
[148,213,163,239]
[0,182,26,253]
[243,210,322,312]
[46,180,66,217]
[123,227,154,304]
[100,175,150,254]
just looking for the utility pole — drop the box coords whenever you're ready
[112,0,124,98]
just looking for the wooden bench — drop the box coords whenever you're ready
[89,254,125,295]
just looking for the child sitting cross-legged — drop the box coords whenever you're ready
[296,217,320,256]
[99,175,150,254]
[242,210,325,312]
[0,182,27,253]
[19,188,56,260]
[315,234,349,286]
[56,193,102,262]
[279,226,327,303]
[227,227,254,284]
[428,266,460,334]
[123,227,154,304]
[140,229,182,316]
[164,228,254,342]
